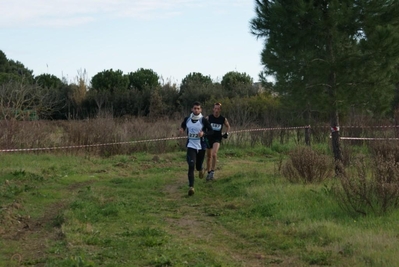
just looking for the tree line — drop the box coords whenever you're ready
[0,50,276,122]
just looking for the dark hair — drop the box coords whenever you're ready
[192,101,201,107]
[214,102,222,107]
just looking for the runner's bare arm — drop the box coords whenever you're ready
[224,118,231,133]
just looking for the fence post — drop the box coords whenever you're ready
[305,125,311,146]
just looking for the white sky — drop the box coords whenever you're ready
[0,0,265,85]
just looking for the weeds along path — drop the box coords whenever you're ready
[0,180,94,266]
[162,173,284,267]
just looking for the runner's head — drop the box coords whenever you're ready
[192,101,202,116]
[213,102,222,117]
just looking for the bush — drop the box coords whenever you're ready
[368,141,399,162]
[281,146,333,183]
[335,142,399,216]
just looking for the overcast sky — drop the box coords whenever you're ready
[0,0,265,85]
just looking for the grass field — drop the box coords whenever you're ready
[1,145,399,267]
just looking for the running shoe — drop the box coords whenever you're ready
[206,171,215,181]
[188,187,195,196]
[209,171,215,181]
[199,169,205,179]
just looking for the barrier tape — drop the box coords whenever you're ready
[231,125,310,134]
[340,137,399,141]
[0,136,186,152]
[0,125,310,153]
[314,125,399,128]
[2,124,398,152]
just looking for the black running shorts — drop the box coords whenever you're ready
[206,137,222,149]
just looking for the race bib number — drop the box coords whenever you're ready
[188,133,199,139]
[211,123,222,131]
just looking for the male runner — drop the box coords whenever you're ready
[179,101,213,196]
[206,102,230,181]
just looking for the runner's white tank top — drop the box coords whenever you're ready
[186,118,203,150]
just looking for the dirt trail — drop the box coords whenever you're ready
[0,201,66,266]
[162,176,294,267]
[0,181,94,266]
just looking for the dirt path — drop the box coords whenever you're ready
[0,201,66,266]
[162,176,293,267]
[0,180,94,266]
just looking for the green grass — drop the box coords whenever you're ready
[1,148,399,266]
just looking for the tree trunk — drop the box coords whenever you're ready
[328,71,343,174]
[305,102,311,146]
[326,23,343,174]
[305,127,311,146]
[330,110,342,162]
[395,82,399,138]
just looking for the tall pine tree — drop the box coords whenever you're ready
[251,0,399,166]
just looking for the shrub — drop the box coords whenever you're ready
[281,146,333,183]
[341,143,354,167]
[368,141,399,162]
[335,142,399,216]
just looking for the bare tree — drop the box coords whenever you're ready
[0,80,64,121]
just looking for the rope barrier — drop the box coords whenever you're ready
[0,125,310,153]
[231,125,309,134]
[340,137,399,141]
[0,136,186,152]
[1,124,398,152]
[312,125,399,128]
[345,125,399,128]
